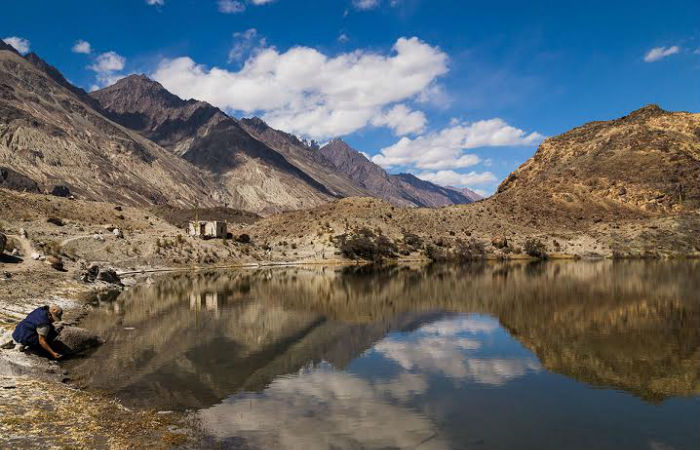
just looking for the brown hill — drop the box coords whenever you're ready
[0,47,223,207]
[493,105,700,227]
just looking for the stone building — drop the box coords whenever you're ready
[188,220,227,238]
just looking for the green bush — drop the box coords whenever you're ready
[334,227,396,262]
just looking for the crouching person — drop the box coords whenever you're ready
[12,305,63,360]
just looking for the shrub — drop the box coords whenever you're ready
[524,239,548,259]
[334,227,396,262]
[236,233,251,244]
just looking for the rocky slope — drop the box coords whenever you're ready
[320,139,475,207]
[91,75,335,214]
[0,43,224,207]
[493,105,700,227]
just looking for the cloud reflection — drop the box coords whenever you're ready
[199,367,445,450]
[374,315,541,384]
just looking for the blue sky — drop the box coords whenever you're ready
[3,0,699,194]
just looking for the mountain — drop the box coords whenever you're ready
[91,75,335,214]
[239,117,370,198]
[319,138,474,207]
[446,186,484,202]
[493,104,700,227]
[0,45,224,207]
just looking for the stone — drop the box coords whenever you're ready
[77,264,100,283]
[46,255,64,271]
[112,228,123,238]
[97,268,122,285]
[19,228,27,238]
[0,232,6,254]
[92,233,105,241]
[30,252,42,260]
[53,326,103,356]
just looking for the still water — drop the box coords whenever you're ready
[69,261,700,450]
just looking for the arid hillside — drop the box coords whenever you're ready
[0,42,224,207]
[493,105,700,227]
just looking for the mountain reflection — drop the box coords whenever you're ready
[69,260,699,412]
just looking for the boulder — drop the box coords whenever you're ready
[53,326,103,356]
[97,268,121,285]
[46,255,64,271]
[0,232,6,254]
[77,264,100,283]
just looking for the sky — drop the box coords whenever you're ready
[3,0,699,195]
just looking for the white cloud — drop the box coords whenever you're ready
[152,36,448,138]
[250,0,275,3]
[417,170,497,187]
[145,0,164,5]
[371,104,426,135]
[644,45,680,62]
[2,36,30,55]
[338,33,350,44]
[89,51,126,88]
[218,0,245,13]
[228,28,267,63]
[72,40,92,54]
[353,0,380,10]
[372,118,542,170]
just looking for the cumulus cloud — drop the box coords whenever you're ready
[200,367,446,450]
[2,36,30,54]
[416,170,497,187]
[371,104,426,135]
[152,36,448,138]
[145,0,164,5]
[72,39,92,54]
[250,0,275,3]
[373,118,541,170]
[89,51,127,88]
[644,45,680,62]
[338,33,350,43]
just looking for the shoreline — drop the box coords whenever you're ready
[1,254,699,448]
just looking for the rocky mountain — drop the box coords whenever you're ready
[0,44,224,207]
[320,139,474,207]
[446,186,484,201]
[91,75,335,214]
[493,104,700,227]
[240,117,371,198]
[92,76,476,212]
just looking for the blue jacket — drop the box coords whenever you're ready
[12,306,56,347]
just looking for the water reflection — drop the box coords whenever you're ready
[68,260,699,449]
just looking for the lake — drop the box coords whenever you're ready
[69,261,700,450]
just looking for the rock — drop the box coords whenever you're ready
[46,255,64,271]
[10,248,18,256]
[97,268,121,285]
[50,185,71,198]
[114,206,123,211]
[77,264,100,283]
[0,232,6,254]
[92,233,105,241]
[53,326,103,356]
[112,228,123,238]
[19,228,27,238]
[491,235,508,249]
[618,186,627,196]
[31,252,43,260]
